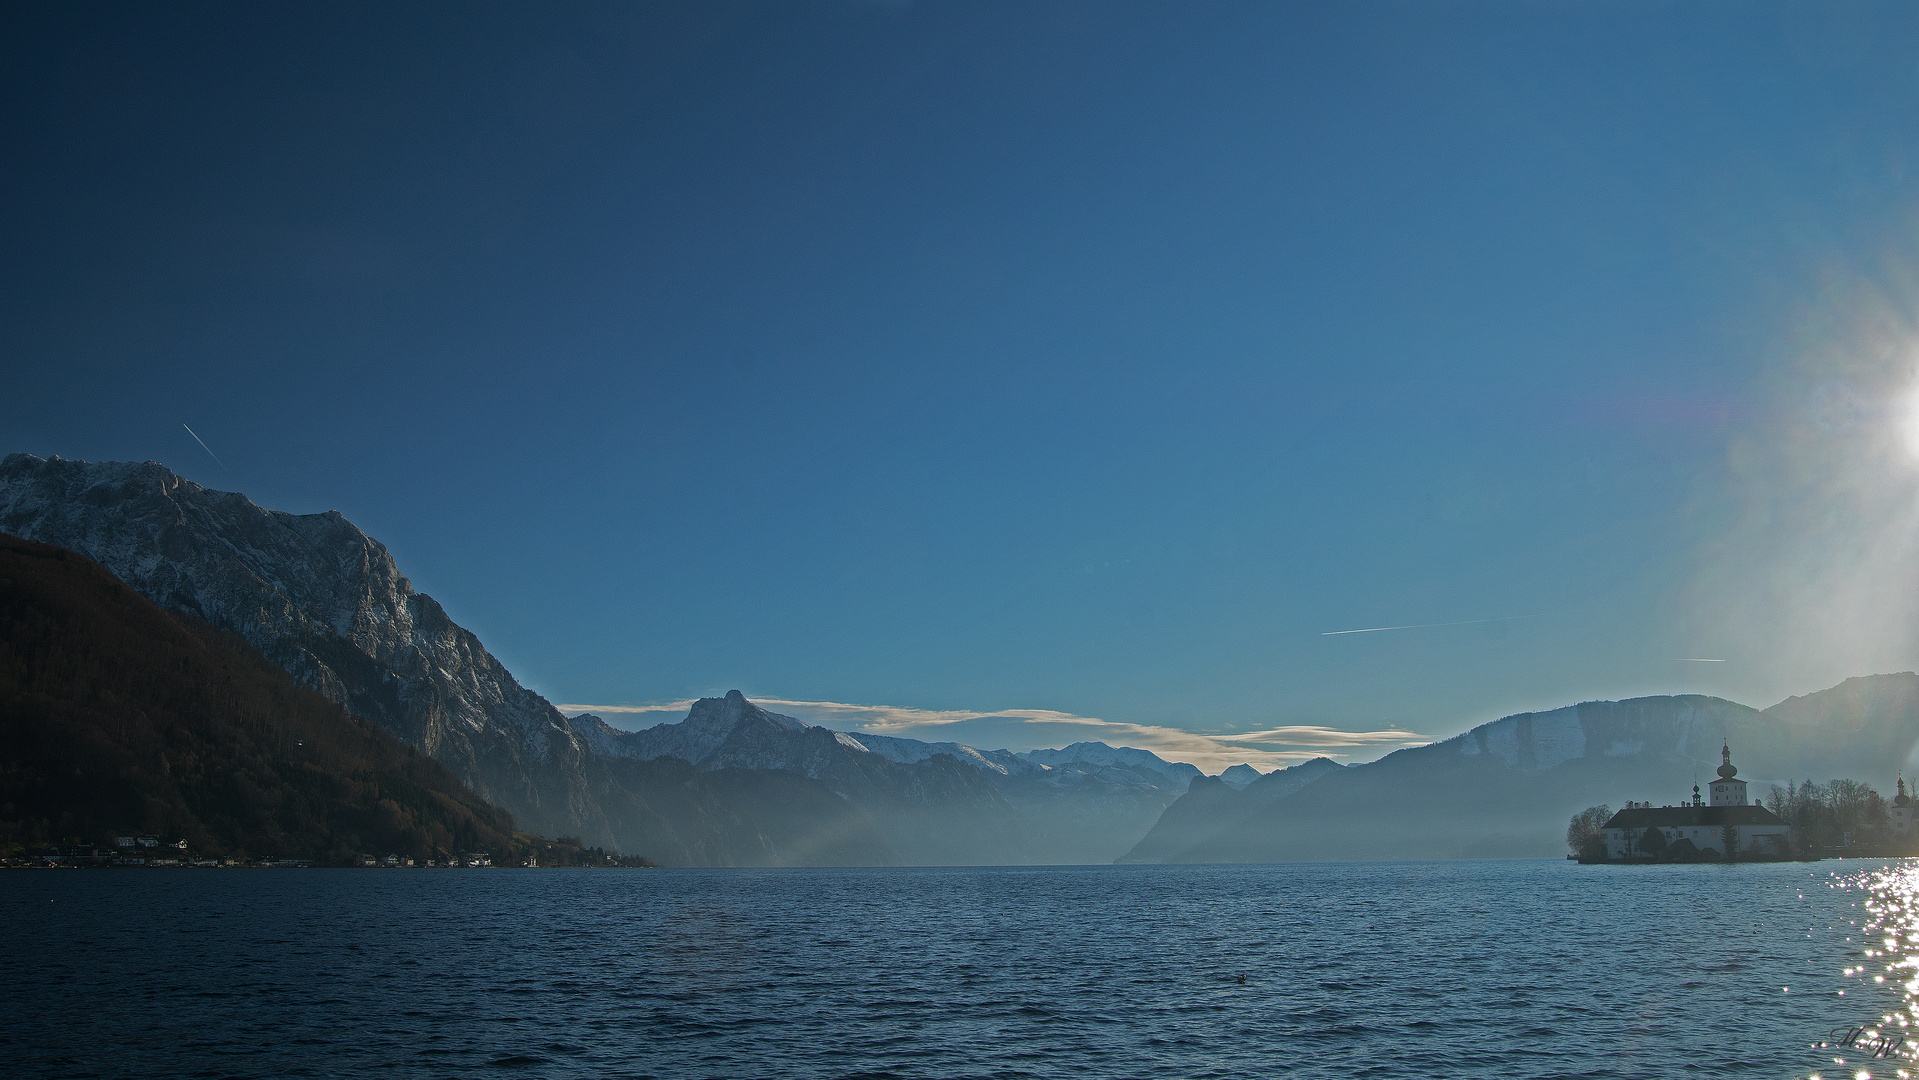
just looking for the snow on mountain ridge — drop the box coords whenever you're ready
[840,731,1030,775]
[1440,695,1752,772]
[578,698,1212,788]
[586,692,1036,777]
[1020,741,1203,782]
[607,690,819,767]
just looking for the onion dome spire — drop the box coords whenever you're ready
[1717,742,1737,780]
[1898,775,1911,808]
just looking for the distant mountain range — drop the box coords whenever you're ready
[1122,681,1919,862]
[579,694,1203,864]
[0,454,1202,865]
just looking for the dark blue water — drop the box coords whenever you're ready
[0,859,1906,1078]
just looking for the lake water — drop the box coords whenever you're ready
[2,858,1912,1079]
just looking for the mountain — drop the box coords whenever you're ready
[1021,742,1205,784]
[580,692,1029,864]
[1216,764,1264,788]
[0,454,1196,865]
[580,694,1201,863]
[1122,757,1346,863]
[1122,685,1919,863]
[0,455,906,865]
[0,532,525,863]
[0,453,616,842]
[1758,674,1919,778]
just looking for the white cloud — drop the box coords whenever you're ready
[559,695,1429,774]
[1229,725,1423,747]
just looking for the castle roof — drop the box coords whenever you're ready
[1603,805,1784,829]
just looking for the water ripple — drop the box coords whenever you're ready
[0,860,1893,1078]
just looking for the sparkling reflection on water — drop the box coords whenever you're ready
[1808,863,1919,1080]
[0,859,1904,1078]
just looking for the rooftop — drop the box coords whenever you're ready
[1603,805,1785,829]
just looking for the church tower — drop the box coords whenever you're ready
[1708,742,1748,807]
[1892,776,1914,837]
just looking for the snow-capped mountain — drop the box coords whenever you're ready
[580,691,1203,862]
[847,731,1029,776]
[577,692,1194,786]
[582,692,1032,777]
[1021,742,1205,784]
[582,691,813,768]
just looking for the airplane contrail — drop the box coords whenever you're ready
[1676,658,1726,662]
[181,424,227,470]
[1321,613,1546,636]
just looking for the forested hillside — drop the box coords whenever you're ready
[0,532,533,864]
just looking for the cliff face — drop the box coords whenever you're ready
[0,531,526,863]
[0,453,616,845]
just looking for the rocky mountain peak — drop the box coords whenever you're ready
[1216,764,1264,788]
[685,690,810,733]
[606,691,816,769]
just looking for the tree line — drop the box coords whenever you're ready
[1567,777,1900,860]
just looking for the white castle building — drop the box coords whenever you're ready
[1893,777,1916,838]
[1599,743,1790,860]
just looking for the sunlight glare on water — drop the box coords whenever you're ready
[1806,863,1919,1080]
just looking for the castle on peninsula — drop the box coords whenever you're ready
[1597,743,1790,860]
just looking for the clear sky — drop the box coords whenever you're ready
[8,2,1919,767]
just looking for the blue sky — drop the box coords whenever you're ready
[7,2,1919,766]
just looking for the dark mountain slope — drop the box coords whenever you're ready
[1760,673,1919,781]
[0,532,523,863]
[1121,757,1344,863]
[0,453,615,845]
[0,532,902,866]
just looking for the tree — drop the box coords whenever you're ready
[1639,826,1668,858]
[1568,805,1611,860]
[1766,779,1887,852]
